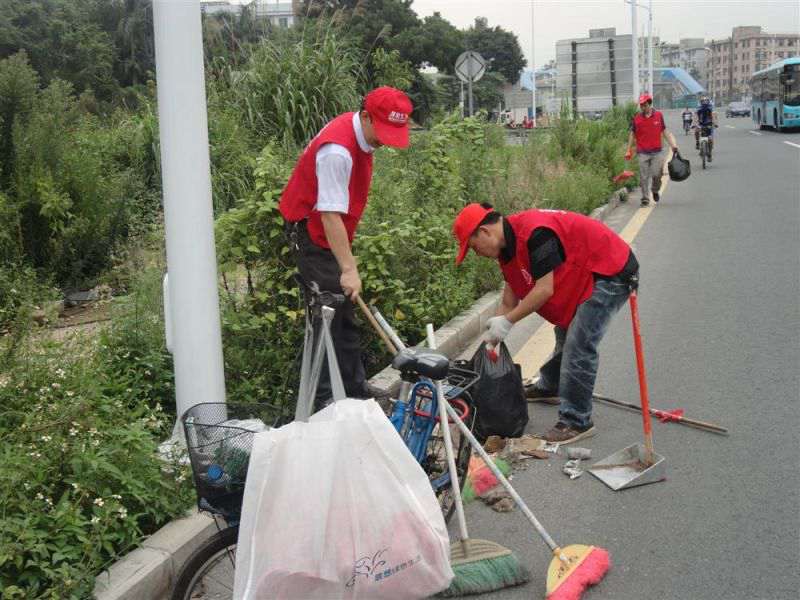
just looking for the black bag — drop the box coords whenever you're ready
[468,342,528,441]
[668,150,691,182]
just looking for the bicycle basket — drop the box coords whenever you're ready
[181,402,292,519]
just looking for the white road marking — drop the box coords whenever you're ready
[725,125,735,129]
[748,131,762,136]
[784,141,800,149]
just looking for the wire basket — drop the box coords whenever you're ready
[181,402,292,520]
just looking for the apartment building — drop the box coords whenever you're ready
[661,38,708,89]
[708,26,799,103]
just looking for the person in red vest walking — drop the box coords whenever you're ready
[452,203,639,444]
[624,93,678,206]
[280,87,413,410]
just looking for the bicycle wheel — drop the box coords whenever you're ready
[171,526,238,600]
[422,395,475,523]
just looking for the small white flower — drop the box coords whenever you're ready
[45,497,53,506]
[144,370,151,376]
[51,383,61,390]
[90,516,101,525]
[88,428,98,436]
[40,435,52,443]
[93,497,104,507]
[36,492,45,500]
[23,483,31,491]
[69,428,78,436]
[28,451,42,458]
[125,388,132,393]
[91,439,100,447]
[71,482,80,490]
[66,390,74,397]
[111,494,122,500]
[117,507,128,519]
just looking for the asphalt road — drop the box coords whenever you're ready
[457,110,800,600]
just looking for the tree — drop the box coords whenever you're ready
[0,51,39,188]
[463,17,525,84]
[391,12,464,73]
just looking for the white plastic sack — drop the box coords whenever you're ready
[233,399,453,600]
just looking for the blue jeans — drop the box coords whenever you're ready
[537,275,635,429]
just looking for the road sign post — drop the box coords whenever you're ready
[455,51,487,117]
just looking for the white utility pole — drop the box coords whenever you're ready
[530,1,537,126]
[631,0,640,102]
[153,0,227,423]
[648,0,654,98]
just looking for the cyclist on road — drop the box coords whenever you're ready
[280,87,412,409]
[452,203,640,445]
[694,96,718,157]
[624,93,679,206]
[681,107,693,133]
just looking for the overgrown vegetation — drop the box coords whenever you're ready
[0,6,635,598]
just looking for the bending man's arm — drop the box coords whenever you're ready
[320,211,361,300]
[505,271,554,324]
[496,283,520,317]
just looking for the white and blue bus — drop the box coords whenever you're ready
[750,57,800,131]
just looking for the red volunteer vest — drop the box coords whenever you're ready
[279,113,373,249]
[499,210,630,329]
[632,110,665,153]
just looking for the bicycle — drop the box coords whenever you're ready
[697,124,714,169]
[171,290,478,600]
[682,118,692,135]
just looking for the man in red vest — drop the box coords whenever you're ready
[624,93,678,206]
[280,87,412,409]
[453,203,639,444]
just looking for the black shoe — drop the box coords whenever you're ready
[640,198,650,207]
[540,421,596,444]
[653,192,660,203]
[524,384,560,405]
[695,143,700,150]
[707,155,712,163]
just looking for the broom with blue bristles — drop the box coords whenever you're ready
[425,325,531,597]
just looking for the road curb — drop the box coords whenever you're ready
[94,190,626,600]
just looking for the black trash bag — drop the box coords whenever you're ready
[468,342,528,442]
[668,150,691,182]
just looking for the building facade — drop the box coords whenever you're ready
[252,0,298,28]
[708,26,799,103]
[555,28,634,116]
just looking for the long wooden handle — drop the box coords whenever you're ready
[592,394,729,435]
[355,296,397,356]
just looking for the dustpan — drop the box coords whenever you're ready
[589,291,667,491]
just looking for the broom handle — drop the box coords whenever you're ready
[592,394,729,434]
[629,292,655,464]
[356,296,398,355]
[427,325,471,546]
[443,397,560,553]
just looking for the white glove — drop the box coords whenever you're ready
[485,316,513,345]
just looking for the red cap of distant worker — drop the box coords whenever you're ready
[453,203,494,265]
[364,86,413,149]
[638,93,653,105]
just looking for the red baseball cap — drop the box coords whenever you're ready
[638,93,653,105]
[453,203,494,265]
[364,87,413,148]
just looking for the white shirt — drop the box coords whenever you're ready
[314,112,374,213]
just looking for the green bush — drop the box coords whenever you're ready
[0,337,192,599]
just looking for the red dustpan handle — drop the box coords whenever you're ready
[630,291,655,463]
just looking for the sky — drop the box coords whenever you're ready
[409,0,800,69]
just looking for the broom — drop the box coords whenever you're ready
[441,394,611,600]
[424,325,530,597]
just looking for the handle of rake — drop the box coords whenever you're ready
[355,296,397,356]
[629,291,655,464]
[592,394,729,435]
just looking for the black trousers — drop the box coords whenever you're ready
[286,221,367,409]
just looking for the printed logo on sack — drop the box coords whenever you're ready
[388,111,408,124]
[345,549,422,587]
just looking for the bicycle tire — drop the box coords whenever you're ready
[171,526,238,600]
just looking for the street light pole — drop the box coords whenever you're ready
[631,0,639,102]
[648,0,654,97]
[531,0,537,126]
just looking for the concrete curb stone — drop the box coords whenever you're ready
[94,191,625,600]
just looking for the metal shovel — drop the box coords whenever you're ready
[589,291,666,490]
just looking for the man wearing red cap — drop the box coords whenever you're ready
[452,203,639,443]
[280,87,412,409]
[624,93,678,206]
